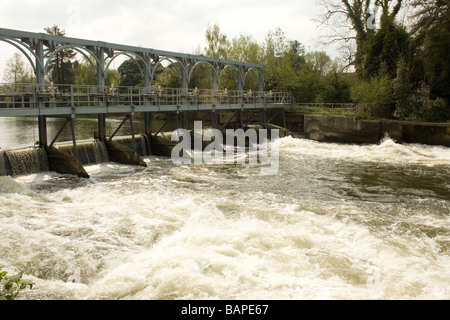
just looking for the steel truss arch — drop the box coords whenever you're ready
[243,67,260,87]
[188,61,219,84]
[43,44,99,76]
[218,64,243,88]
[0,37,42,75]
[0,27,265,90]
[104,51,152,79]
[152,56,187,81]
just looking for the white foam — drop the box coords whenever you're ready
[1,139,449,300]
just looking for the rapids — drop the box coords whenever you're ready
[0,135,449,300]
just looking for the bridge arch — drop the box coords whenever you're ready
[188,61,219,88]
[0,37,43,77]
[104,51,152,82]
[152,56,187,84]
[218,64,243,90]
[43,44,99,77]
[243,67,260,90]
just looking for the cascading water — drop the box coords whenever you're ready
[0,147,48,177]
[0,116,449,300]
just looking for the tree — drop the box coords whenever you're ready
[2,53,35,83]
[351,75,395,118]
[75,57,120,86]
[204,23,229,59]
[44,25,76,86]
[118,59,145,87]
[317,0,405,75]
[410,0,450,105]
[362,14,410,79]
[392,57,421,120]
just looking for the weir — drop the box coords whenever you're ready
[0,27,293,177]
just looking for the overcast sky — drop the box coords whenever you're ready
[0,0,333,79]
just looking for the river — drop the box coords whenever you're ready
[0,116,449,300]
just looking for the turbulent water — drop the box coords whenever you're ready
[1,120,450,299]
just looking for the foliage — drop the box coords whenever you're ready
[204,22,229,59]
[2,53,35,83]
[351,75,395,118]
[362,14,410,79]
[75,57,120,86]
[44,25,77,86]
[317,0,404,74]
[410,0,450,105]
[421,98,449,123]
[0,269,33,300]
[118,59,146,87]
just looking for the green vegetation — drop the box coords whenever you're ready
[316,0,449,122]
[0,268,33,300]
[2,1,449,122]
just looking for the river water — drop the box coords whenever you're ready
[0,117,449,300]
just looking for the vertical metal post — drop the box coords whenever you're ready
[129,114,136,149]
[38,115,47,147]
[35,39,45,91]
[239,110,244,129]
[181,59,189,129]
[282,109,287,129]
[70,117,77,157]
[258,68,264,93]
[211,110,217,129]
[259,109,267,129]
[96,47,107,141]
[97,114,106,142]
[182,111,189,129]
[237,66,244,106]
[144,112,152,156]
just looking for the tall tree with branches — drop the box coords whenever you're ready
[409,0,450,103]
[44,25,76,86]
[317,0,404,75]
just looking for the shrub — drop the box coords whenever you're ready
[0,268,34,300]
[421,98,449,122]
[350,76,395,119]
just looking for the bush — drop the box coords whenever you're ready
[350,76,395,118]
[421,98,449,122]
[393,97,424,121]
[0,268,34,300]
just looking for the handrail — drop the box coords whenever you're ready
[0,83,292,109]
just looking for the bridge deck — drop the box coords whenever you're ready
[0,83,292,117]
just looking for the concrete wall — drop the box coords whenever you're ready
[303,115,450,146]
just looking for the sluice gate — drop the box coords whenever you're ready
[0,27,293,177]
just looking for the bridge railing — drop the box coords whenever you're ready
[0,83,292,110]
[292,103,359,116]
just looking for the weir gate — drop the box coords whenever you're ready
[0,28,292,176]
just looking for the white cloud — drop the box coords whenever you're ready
[0,0,333,79]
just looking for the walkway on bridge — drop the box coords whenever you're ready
[0,27,292,144]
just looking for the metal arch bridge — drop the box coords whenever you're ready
[0,27,292,149]
[0,27,267,94]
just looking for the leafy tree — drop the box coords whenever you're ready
[351,75,395,118]
[317,0,405,75]
[2,53,35,83]
[410,0,450,106]
[316,72,354,103]
[75,57,120,86]
[204,23,229,59]
[118,58,145,87]
[44,25,76,86]
[362,14,410,79]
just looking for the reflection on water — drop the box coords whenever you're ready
[0,116,149,150]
